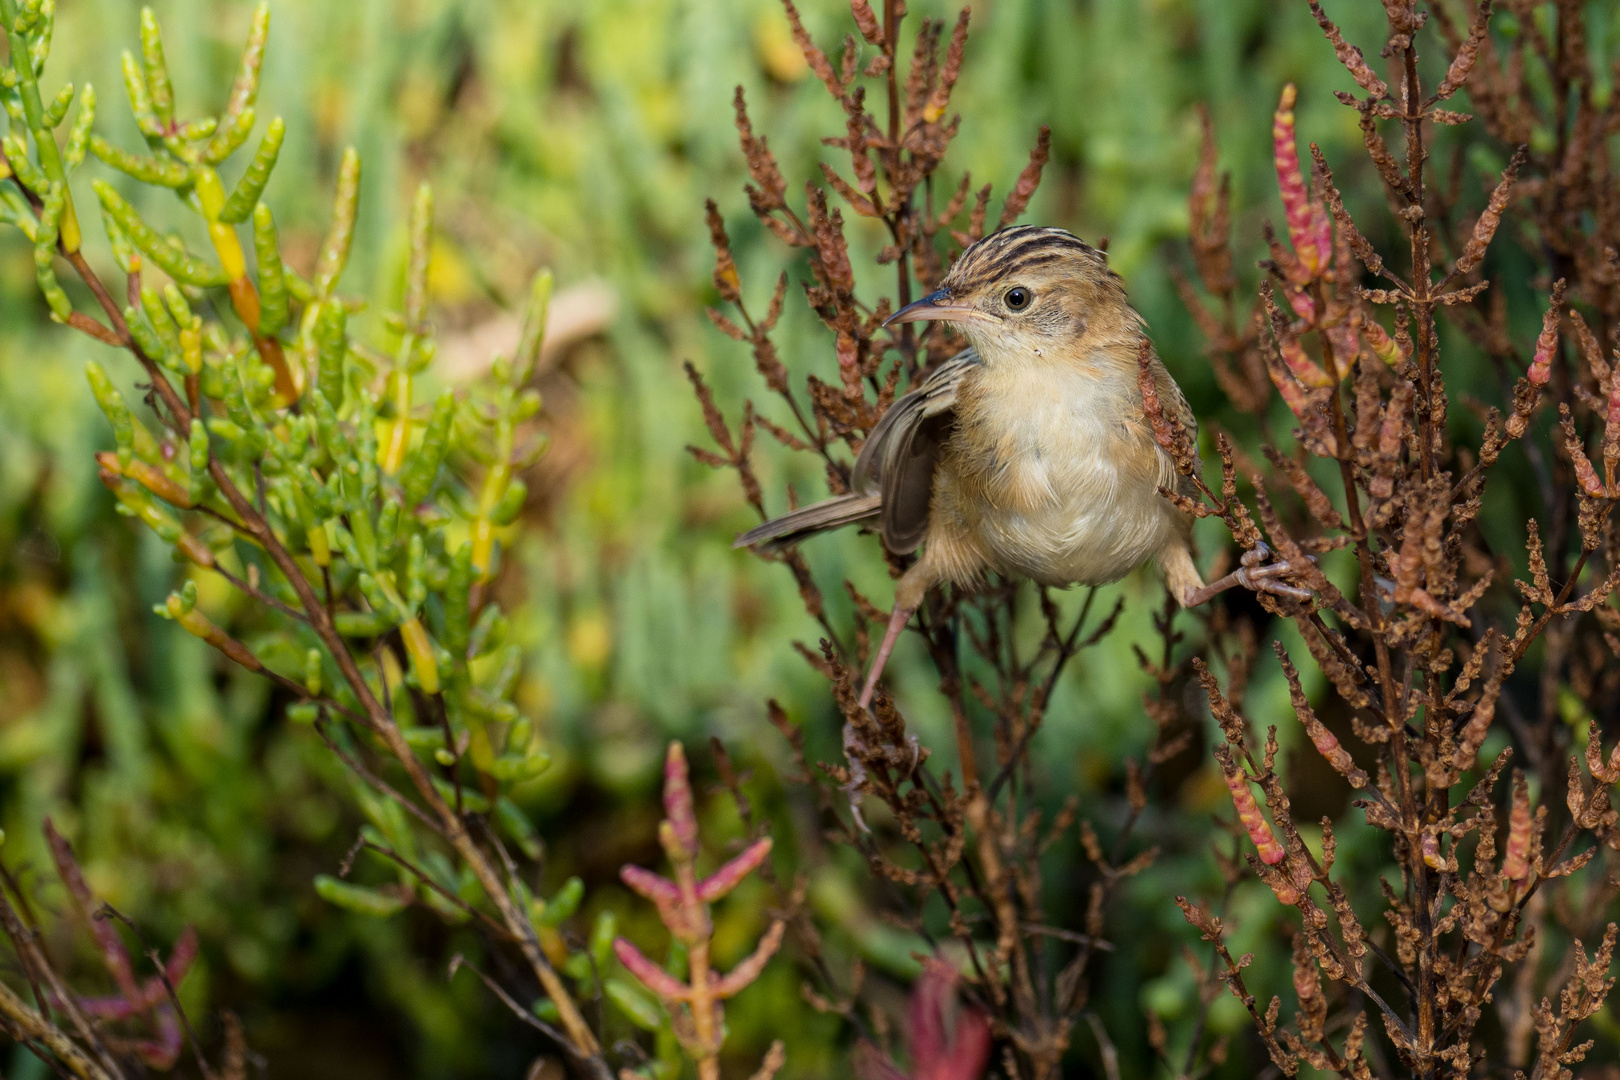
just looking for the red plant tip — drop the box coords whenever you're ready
[1502,772,1532,883]
[1277,858,1314,906]
[1573,448,1607,498]
[620,864,681,907]
[1273,84,1330,278]
[1285,286,1316,322]
[1292,948,1321,1004]
[1300,711,1368,788]
[613,936,690,1002]
[697,836,773,903]
[657,820,690,869]
[1269,879,1302,906]
[1281,336,1335,388]
[1268,361,1318,426]
[712,918,786,998]
[892,960,992,1080]
[1221,760,1286,865]
[1324,321,1360,380]
[1362,318,1407,367]
[166,925,200,983]
[1529,301,1560,387]
[662,741,699,858]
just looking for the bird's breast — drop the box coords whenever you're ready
[945,360,1182,587]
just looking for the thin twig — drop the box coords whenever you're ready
[94,906,217,1080]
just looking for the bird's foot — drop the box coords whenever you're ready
[1233,543,1314,601]
[842,722,871,833]
[1185,543,1313,606]
[839,726,922,834]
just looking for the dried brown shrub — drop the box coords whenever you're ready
[1169,1,1620,1075]
[695,0,1620,1076]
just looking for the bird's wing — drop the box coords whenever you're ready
[853,347,981,554]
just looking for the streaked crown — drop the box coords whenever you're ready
[942,225,1110,294]
[928,225,1140,354]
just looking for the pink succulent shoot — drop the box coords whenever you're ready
[1218,755,1286,866]
[1273,84,1332,279]
[1571,444,1606,498]
[1268,357,1319,426]
[1362,318,1408,368]
[855,960,992,1080]
[1528,301,1559,387]
[1502,771,1533,885]
[1281,335,1335,389]
[1286,286,1316,322]
[1324,318,1361,380]
[662,740,701,860]
[615,741,785,1080]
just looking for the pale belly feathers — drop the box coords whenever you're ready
[941,360,1183,588]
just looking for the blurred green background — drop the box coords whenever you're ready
[0,0,1592,1077]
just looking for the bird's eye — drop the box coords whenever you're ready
[1004,287,1031,311]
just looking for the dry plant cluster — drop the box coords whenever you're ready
[693,0,1620,1077]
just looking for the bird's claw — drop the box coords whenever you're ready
[839,726,922,834]
[1234,544,1315,602]
[843,722,871,833]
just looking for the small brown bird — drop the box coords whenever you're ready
[738,226,1305,709]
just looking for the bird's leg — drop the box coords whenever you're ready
[859,601,918,710]
[1183,543,1313,607]
[843,562,939,830]
[841,599,921,832]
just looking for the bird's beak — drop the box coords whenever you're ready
[883,289,1000,327]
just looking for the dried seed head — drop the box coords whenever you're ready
[1189,105,1235,295]
[998,126,1051,229]
[1452,145,1522,280]
[705,200,742,305]
[1275,643,1368,787]
[1434,0,1493,102]
[1292,932,1327,1040]
[1308,0,1389,100]
[1502,770,1532,883]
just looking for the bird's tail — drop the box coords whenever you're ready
[733,493,882,550]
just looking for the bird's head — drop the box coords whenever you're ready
[884,226,1140,366]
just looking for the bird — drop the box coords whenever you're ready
[736,225,1307,712]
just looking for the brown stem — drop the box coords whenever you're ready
[0,892,124,1080]
[0,979,114,1080]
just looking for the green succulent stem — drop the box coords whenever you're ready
[0,0,80,251]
